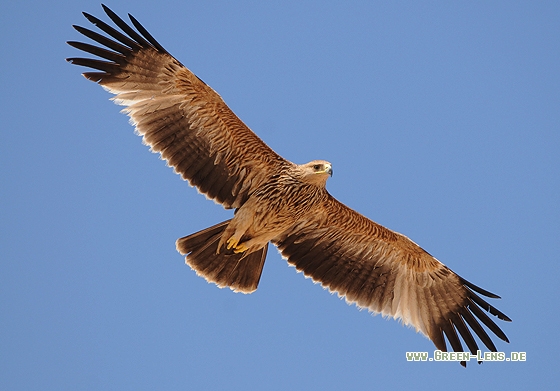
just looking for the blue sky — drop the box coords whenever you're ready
[1,1,559,390]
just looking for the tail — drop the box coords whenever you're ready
[176,220,268,293]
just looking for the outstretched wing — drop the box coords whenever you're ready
[67,5,290,209]
[273,195,511,366]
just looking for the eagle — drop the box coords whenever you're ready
[67,5,510,366]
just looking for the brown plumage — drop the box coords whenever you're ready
[67,5,510,366]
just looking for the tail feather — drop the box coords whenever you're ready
[176,220,268,293]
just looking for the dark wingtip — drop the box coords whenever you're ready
[460,277,501,299]
[101,4,115,20]
[128,13,168,53]
[82,12,97,24]
[101,3,118,21]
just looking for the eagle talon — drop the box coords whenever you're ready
[226,237,238,250]
[233,243,249,254]
[226,237,248,253]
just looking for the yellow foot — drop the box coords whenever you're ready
[233,243,249,254]
[226,237,239,250]
[226,237,248,253]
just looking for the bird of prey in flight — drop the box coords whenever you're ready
[67,4,510,366]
